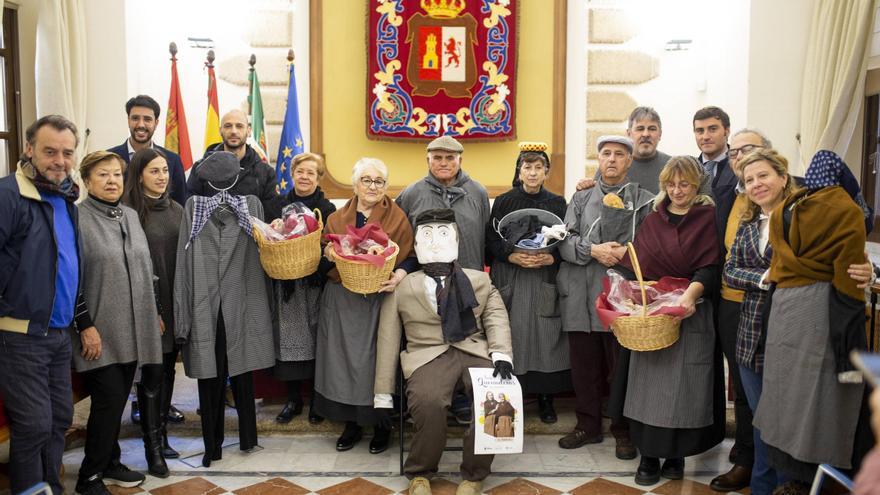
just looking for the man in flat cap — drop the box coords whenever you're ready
[396,136,490,272]
[374,208,513,495]
[556,135,654,458]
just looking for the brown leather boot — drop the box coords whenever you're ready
[709,464,751,492]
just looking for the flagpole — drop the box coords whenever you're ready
[206,49,214,70]
[248,54,256,115]
[169,41,177,62]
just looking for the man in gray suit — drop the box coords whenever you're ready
[374,209,513,495]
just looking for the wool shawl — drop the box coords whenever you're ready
[620,199,719,280]
[73,197,163,372]
[768,186,865,302]
[324,194,414,282]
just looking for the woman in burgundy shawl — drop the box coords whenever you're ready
[610,156,726,486]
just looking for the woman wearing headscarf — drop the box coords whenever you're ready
[483,392,499,436]
[264,153,337,425]
[753,150,873,492]
[610,156,725,486]
[485,142,568,423]
[722,149,797,495]
[73,151,166,494]
[314,157,415,455]
[493,394,516,438]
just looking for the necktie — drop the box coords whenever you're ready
[703,160,717,179]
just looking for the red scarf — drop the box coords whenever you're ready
[620,200,719,280]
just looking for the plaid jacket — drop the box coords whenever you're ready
[723,218,772,372]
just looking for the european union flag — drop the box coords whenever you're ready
[275,62,304,195]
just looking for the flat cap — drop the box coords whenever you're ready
[597,135,633,153]
[426,135,464,153]
[415,208,457,227]
[197,151,240,183]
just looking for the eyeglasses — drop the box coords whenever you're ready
[729,144,763,159]
[359,177,387,189]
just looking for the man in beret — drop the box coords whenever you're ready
[396,136,490,271]
[374,208,513,495]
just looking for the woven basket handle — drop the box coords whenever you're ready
[313,208,323,225]
[625,242,648,318]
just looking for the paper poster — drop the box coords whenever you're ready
[469,367,523,455]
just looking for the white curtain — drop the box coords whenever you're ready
[799,0,878,169]
[35,0,87,150]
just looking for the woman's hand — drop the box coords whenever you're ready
[80,327,102,361]
[159,317,166,336]
[508,252,533,268]
[676,294,697,319]
[532,253,555,267]
[323,242,336,260]
[848,253,874,289]
[378,268,407,293]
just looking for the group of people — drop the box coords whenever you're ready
[0,97,877,495]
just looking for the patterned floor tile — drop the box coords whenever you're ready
[107,486,145,495]
[485,477,563,495]
[316,477,394,495]
[149,477,226,495]
[432,478,462,495]
[570,478,646,495]
[231,477,310,495]
[651,479,720,495]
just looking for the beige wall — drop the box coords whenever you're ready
[746,0,817,176]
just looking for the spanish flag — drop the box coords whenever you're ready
[203,63,221,151]
[165,54,193,170]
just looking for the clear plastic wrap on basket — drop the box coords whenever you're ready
[253,202,319,242]
[604,269,686,316]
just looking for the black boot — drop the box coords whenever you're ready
[138,368,169,478]
[538,394,557,424]
[158,365,179,459]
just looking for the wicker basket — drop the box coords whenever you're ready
[253,209,323,280]
[330,241,399,294]
[610,242,681,351]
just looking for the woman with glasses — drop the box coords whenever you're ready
[611,156,725,486]
[313,158,415,454]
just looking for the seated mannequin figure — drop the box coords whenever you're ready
[374,208,514,495]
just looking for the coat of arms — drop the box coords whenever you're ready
[367,0,517,141]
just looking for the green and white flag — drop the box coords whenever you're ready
[247,69,269,162]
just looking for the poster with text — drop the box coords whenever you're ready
[469,367,523,454]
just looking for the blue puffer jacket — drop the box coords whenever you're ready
[0,168,82,336]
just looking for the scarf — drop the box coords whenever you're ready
[185,189,253,250]
[619,199,718,280]
[805,150,874,234]
[424,170,472,206]
[324,194,414,282]
[422,261,479,343]
[19,158,80,202]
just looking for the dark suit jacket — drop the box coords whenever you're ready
[108,140,188,207]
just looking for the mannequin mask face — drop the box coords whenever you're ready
[415,222,459,264]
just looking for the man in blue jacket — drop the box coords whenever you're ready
[107,95,187,206]
[0,115,82,495]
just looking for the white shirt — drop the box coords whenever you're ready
[126,138,154,160]
[758,213,771,290]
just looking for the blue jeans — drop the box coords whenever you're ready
[739,364,788,495]
[0,329,73,495]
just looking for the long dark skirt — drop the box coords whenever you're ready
[517,370,572,395]
[608,344,726,459]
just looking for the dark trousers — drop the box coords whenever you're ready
[569,331,629,438]
[79,361,137,481]
[197,312,257,458]
[0,329,73,495]
[718,299,755,467]
[161,345,180,417]
[405,348,494,481]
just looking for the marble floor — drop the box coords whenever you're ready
[57,434,748,495]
